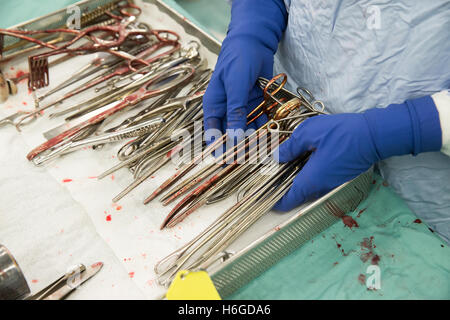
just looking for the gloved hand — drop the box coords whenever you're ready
[203,0,287,143]
[274,96,443,211]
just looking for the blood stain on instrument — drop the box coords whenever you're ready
[15,70,27,83]
[62,178,73,183]
[414,219,422,224]
[116,205,122,211]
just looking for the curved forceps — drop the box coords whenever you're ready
[26,65,196,161]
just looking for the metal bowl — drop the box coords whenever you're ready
[0,245,30,300]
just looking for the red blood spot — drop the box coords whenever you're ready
[371,255,380,265]
[128,272,135,278]
[151,176,155,179]
[91,262,102,268]
[333,262,339,266]
[111,174,115,181]
[15,70,27,83]
[414,219,422,224]
[360,252,373,263]
[359,236,381,264]
[28,88,33,95]
[31,279,38,283]
[372,180,377,184]
[336,243,342,248]
[88,176,97,179]
[342,215,359,229]
[382,181,389,187]
[166,145,182,158]
[358,274,366,285]
[360,237,374,250]
[62,178,73,183]
[22,101,27,106]
[116,205,122,211]
[10,67,14,71]
[106,215,111,221]
[274,226,281,231]
[357,208,367,218]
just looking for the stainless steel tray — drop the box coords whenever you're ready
[2,0,373,299]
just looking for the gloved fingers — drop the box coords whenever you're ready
[204,117,224,145]
[246,91,269,129]
[203,74,227,135]
[246,94,263,131]
[255,113,268,129]
[272,159,319,212]
[223,61,257,132]
[274,118,316,163]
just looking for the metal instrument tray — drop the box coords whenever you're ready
[2,0,373,299]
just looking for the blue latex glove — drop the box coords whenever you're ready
[274,96,443,211]
[203,0,287,142]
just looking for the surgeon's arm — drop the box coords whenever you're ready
[274,90,450,211]
[203,0,288,139]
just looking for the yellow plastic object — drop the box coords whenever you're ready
[166,270,221,300]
